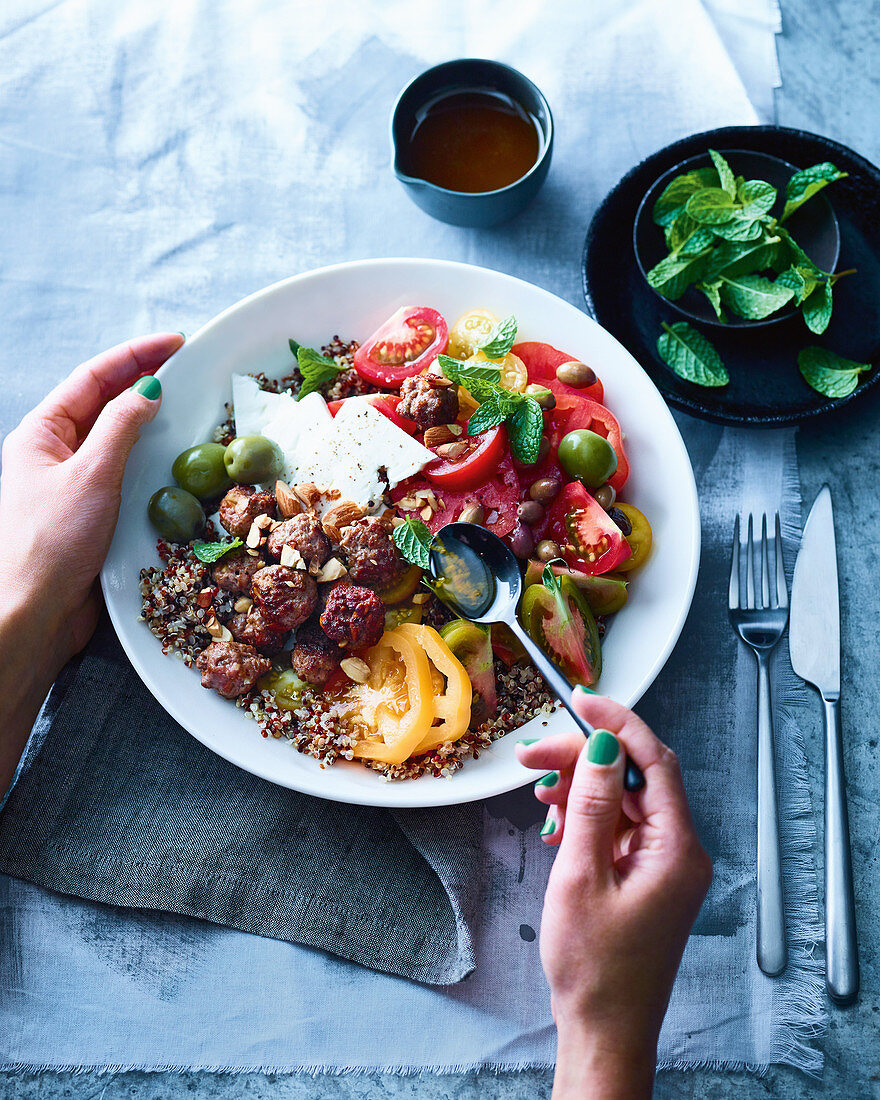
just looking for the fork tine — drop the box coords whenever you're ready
[746,515,755,609]
[775,512,788,608]
[761,514,771,607]
[728,515,740,610]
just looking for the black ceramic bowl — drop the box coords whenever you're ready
[634,149,841,328]
[390,59,553,229]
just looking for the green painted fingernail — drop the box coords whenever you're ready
[517,738,540,746]
[540,818,556,837]
[587,729,620,766]
[578,685,597,694]
[177,332,187,340]
[131,375,161,401]
[536,771,559,788]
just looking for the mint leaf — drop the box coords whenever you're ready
[295,346,345,400]
[288,338,301,357]
[479,315,517,359]
[192,538,243,563]
[506,397,544,465]
[697,280,724,320]
[782,162,847,221]
[705,235,782,281]
[709,149,736,198]
[775,266,810,303]
[712,217,764,242]
[774,226,824,277]
[657,322,728,387]
[666,213,716,255]
[802,280,833,334]
[392,517,433,569]
[718,273,794,320]
[466,395,507,434]
[646,249,712,299]
[652,168,719,226]
[798,347,871,398]
[738,179,777,219]
[685,188,739,225]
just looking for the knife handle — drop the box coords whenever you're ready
[823,695,859,1004]
[755,654,787,977]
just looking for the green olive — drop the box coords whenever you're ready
[172,442,233,499]
[558,429,618,488]
[148,486,206,543]
[223,435,282,485]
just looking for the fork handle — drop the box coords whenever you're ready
[756,654,787,976]
[823,695,859,1004]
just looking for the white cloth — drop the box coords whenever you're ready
[0,0,824,1076]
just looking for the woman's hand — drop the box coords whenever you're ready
[0,333,183,795]
[515,691,712,1100]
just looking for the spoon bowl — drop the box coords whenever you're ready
[429,523,645,791]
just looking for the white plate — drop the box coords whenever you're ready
[101,259,700,808]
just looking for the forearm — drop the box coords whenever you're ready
[0,589,67,799]
[553,1019,656,1100]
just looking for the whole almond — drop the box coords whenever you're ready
[275,481,303,518]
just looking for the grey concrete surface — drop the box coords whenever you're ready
[5,0,880,1096]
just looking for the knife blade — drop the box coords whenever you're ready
[789,485,859,1004]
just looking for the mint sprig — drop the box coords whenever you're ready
[647,152,849,331]
[292,345,345,400]
[392,516,433,569]
[192,538,243,563]
[478,315,518,359]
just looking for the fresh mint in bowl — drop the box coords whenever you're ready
[633,148,847,330]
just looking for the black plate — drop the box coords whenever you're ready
[582,125,880,426]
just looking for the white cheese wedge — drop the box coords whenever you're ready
[297,400,435,511]
[230,374,332,483]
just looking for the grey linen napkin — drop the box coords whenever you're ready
[0,613,482,984]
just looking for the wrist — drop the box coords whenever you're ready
[553,1015,657,1100]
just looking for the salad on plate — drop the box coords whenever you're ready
[139,306,653,780]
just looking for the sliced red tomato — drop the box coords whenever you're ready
[513,341,605,405]
[326,394,418,435]
[547,394,630,493]
[520,573,601,687]
[546,481,632,575]
[392,453,521,537]
[423,422,507,491]
[353,307,448,387]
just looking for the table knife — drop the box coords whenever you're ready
[789,485,859,1004]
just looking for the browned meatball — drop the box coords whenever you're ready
[398,374,459,431]
[251,565,317,631]
[339,518,402,587]
[212,549,265,594]
[227,605,286,655]
[290,617,342,685]
[320,584,384,648]
[267,513,331,567]
[218,485,276,539]
[196,640,271,698]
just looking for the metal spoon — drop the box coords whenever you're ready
[428,522,645,792]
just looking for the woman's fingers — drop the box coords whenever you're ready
[27,333,183,446]
[73,379,163,491]
[571,689,694,831]
[556,728,625,882]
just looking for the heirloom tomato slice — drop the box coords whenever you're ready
[546,482,632,575]
[520,569,601,687]
[423,422,507,492]
[513,341,605,405]
[353,306,448,386]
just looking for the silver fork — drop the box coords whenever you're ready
[728,513,788,977]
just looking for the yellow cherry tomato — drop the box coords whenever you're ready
[447,309,499,360]
[612,504,653,573]
[466,349,528,393]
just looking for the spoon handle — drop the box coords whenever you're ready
[505,618,645,792]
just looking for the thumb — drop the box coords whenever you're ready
[74,374,162,490]
[558,727,625,882]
